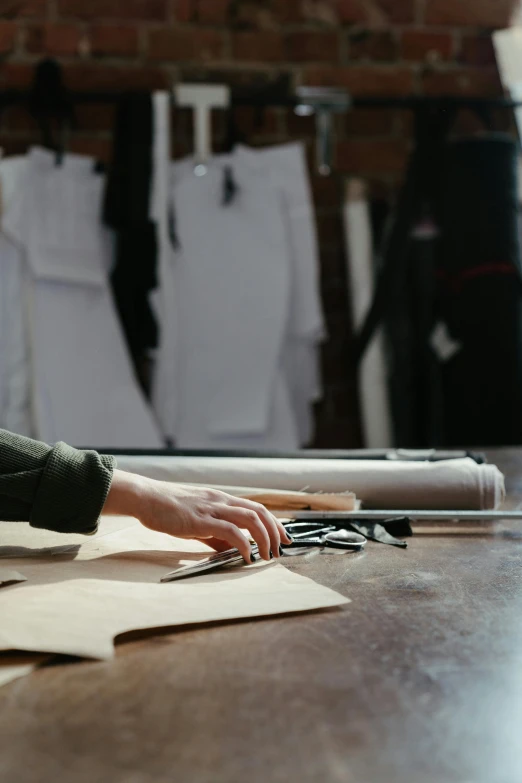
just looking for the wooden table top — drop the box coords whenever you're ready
[2,448,522,783]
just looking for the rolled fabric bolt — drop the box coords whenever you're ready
[115,457,505,511]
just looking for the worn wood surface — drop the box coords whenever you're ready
[2,448,522,783]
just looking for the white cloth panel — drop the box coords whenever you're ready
[235,143,326,445]
[344,179,393,448]
[170,156,294,446]
[0,234,32,436]
[1,147,163,448]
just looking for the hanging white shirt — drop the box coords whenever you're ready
[1,147,163,449]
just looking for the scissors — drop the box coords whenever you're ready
[161,526,365,582]
[282,527,366,551]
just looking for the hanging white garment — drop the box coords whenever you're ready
[1,147,163,448]
[234,143,326,445]
[343,179,393,448]
[0,233,32,436]
[169,153,296,448]
[150,120,325,448]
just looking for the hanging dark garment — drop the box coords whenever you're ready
[437,135,522,447]
[104,93,158,393]
[354,108,455,447]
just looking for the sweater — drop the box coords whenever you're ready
[0,429,115,534]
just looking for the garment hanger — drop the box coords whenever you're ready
[173,83,230,175]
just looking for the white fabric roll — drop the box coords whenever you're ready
[114,456,505,511]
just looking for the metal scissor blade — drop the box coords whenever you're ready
[161,546,256,582]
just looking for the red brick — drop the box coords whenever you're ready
[172,0,191,21]
[275,0,308,23]
[69,136,112,162]
[377,0,415,23]
[277,0,339,24]
[232,31,284,62]
[339,0,414,24]
[345,107,396,135]
[422,67,502,96]
[197,0,231,23]
[337,0,369,23]
[16,0,48,17]
[336,138,409,174]
[91,25,139,57]
[25,23,82,56]
[285,31,340,63]
[304,65,415,95]
[0,62,33,88]
[75,103,116,131]
[148,28,225,61]
[0,136,38,156]
[425,0,515,27]
[229,1,278,30]
[349,30,398,62]
[401,30,453,62]
[58,0,167,20]
[0,21,16,54]
[459,34,496,67]
[65,64,169,90]
[3,105,38,132]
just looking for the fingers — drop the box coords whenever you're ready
[203,520,253,563]
[195,536,232,553]
[228,496,292,547]
[211,504,273,560]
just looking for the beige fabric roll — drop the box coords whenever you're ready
[115,456,505,511]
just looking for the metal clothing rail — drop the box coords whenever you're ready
[2,83,517,174]
[0,88,519,110]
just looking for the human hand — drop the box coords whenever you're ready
[103,470,292,562]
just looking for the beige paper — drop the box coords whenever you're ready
[116,456,505,510]
[0,519,349,661]
[0,653,50,689]
[0,569,26,587]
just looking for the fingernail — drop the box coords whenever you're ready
[250,553,256,563]
[285,532,293,542]
[269,550,274,560]
[279,545,284,556]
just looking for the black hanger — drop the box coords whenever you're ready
[28,58,75,164]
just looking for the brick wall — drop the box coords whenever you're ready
[0,0,517,447]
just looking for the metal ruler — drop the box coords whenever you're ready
[285,509,522,522]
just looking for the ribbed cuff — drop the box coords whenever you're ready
[30,443,116,535]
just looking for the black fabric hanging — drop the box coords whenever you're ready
[437,135,522,446]
[354,108,455,447]
[103,93,158,392]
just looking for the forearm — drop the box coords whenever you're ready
[0,429,115,534]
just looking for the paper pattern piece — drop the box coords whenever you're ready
[0,569,26,587]
[0,653,50,689]
[0,519,349,661]
[115,456,505,511]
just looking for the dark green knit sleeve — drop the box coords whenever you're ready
[0,429,116,535]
